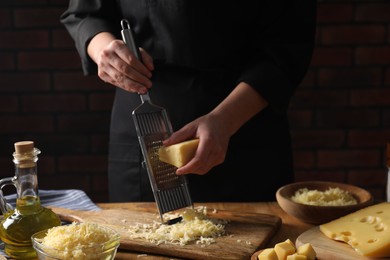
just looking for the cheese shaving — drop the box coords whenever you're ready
[126,206,227,246]
[291,187,358,206]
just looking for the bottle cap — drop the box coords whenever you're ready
[14,141,34,155]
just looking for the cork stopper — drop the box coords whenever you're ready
[14,141,34,155]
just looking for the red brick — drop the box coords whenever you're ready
[321,25,385,45]
[298,69,316,88]
[0,9,12,28]
[0,30,49,49]
[35,135,89,154]
[293,151,315,169]
[0,115,54,134]
[2,0,47,4]
[294,170,346,183]
[36,156,56,176]
[14,8,64,28]
[290,89,348,108]
[317,109,380,128]
[288,110,314,128]
[0,52,15,70]
[90,134,109,153]
[54,72,109,91]
[0,95,18,112]
[318,150,381,168]
[18,51,81,70]
[385,68,390,86]
[348,169,387,186]
[310,47,353,67]
[58,155,108,173]
[92,174,109,193]
[349,130,390,148]
[384,110,390,127]
[38,175,91,192]
[356,3,390,22]
[57,114,110,133]
[317,3,353,23]
[52,28,74,48]
[0,73,50,92]
[356,46,390,65]
[291,130,345,149]
[21,94,87,112]
[351,89,390,107]
[89,93,114,111]
[318,68,382,87]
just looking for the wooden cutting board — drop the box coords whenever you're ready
[296,227,378,260]
[51,207,281,260]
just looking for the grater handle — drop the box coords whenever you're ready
[120,19,150,102]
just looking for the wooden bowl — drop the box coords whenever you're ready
[276,181,374,225]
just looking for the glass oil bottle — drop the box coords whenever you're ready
[0,141,61,259]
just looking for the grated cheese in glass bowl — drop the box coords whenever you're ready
[31,222,120,260]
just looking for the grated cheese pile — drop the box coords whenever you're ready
[291,187,358,206]
[38,222,119,260]
[126,206,227,246]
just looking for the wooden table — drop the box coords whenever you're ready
[97,202,314,259]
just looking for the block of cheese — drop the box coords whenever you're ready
[274,240,296,260]
[158,139,199,168]
[296,243,316,260]
[257,248,278,260]
[320,202,390,257]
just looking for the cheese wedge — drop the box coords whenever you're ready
[320,202,390,257]
[158,139,199,168]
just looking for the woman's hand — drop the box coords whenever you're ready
[163,82,269,175]
[163,112,231,175]
[87,32,154,94]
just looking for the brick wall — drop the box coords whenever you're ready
[0,0,389,202]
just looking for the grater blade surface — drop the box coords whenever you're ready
[121,19,193,222]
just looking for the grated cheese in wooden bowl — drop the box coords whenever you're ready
[291,187,358,206]
[125,206,228,246]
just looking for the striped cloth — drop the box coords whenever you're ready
[0,189,100,258]
[3,189,100,211]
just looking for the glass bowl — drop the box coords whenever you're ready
[31,223,120,260]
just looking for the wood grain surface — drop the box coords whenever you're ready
[51,207,281,260]
[296,227,378,260]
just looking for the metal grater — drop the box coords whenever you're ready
[120,19,193,223]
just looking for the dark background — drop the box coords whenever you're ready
[0,0,389,202]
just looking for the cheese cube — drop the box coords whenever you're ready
[274,240,296,260]
[285,239,295,248]
[297,243,316,260]
[286,253,307,260]
[158,139,199,168]
[257,248,278,260]
[320,202,390,257]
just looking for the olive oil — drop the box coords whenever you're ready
[0,141,61,259]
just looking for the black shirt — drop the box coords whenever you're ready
[61,0,316,202]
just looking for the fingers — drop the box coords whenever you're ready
[176,137,226,175]
[96,40,153,93]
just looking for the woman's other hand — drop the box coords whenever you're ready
[87,32,154,94]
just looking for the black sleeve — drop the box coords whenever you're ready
[237,0,317,114]
[60,0,121,75]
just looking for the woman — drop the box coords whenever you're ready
[61,0,317,202]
